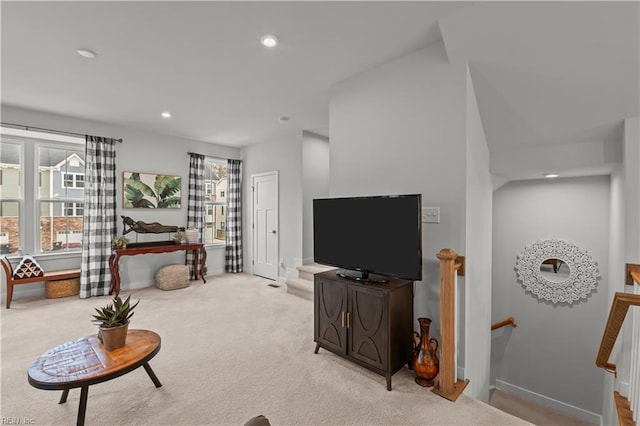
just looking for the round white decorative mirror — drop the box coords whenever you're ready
[539,258,570,283]
[516,239,599,304]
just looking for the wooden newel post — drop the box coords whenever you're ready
[433,248,468,401]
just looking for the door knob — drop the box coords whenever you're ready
[271,230,277,234]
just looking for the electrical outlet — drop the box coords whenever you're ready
[279,258,285,267]
[422,207,440,223]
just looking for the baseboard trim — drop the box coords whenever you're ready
[495,380,602,425]
[2,285,45,302]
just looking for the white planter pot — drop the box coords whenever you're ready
[185,228,198,244]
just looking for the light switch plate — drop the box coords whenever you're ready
[422,207,440,223]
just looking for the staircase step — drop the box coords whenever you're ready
[285,277,314,300]
[297,263,335,281]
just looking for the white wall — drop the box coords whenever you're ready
[329,41,468,365]
[603,166,625,426]
[624,117,640,262]
[464,64,493,402]
[610,116,640,423]
[241,128,303,282]
[492,176,610,423]
[1,105,240,299]
[302,131,330,264]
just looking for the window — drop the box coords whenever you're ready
[64,202,84,216]
[0,127,85,255]
[203,157,228,244]
[39,146,86,252]
[62,172,85,188]
[0,142,22,255]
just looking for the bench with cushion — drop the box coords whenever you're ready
[1,256,80,308]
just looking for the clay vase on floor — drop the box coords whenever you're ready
[412,317,439,387]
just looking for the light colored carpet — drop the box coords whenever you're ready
[1,273,530,425]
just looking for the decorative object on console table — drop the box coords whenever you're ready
[412,317,439,387]
[91,294,139,351]
[112,235,130,250]
[313,270,414,391]
[185,227,198,244]
[173,230,184,244]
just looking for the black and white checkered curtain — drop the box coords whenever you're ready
[186,153,205,275]
[80,136,117,298]
[225,159,243,272]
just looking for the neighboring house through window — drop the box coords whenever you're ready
[203,157,228,244]
[0,127,85,254]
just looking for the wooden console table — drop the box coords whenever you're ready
[108,243,207,296]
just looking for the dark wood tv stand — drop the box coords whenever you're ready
[313,270,414,390]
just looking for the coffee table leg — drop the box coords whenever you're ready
[143,362,162,388]
[59,389,69,404]
[77,386,89,426]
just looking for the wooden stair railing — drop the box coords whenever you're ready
[432,248,469,401]
[491,316,517,331]
[595,289,640,373]
[596,267,640,426]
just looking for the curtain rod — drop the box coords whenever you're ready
[0,122,123,143]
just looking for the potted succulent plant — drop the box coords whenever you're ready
[173,230,184,244]
[91,295,139,350]
[112,235,130,250]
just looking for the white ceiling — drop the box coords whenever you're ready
[2,1,638,181]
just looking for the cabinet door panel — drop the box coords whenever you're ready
[314,278,347,354]
[348,285,388,370]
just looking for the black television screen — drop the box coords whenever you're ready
[313,194,422,281]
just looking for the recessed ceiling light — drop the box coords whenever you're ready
[544,173,559,178]
[278,116,290,123]
[161,111,172,119]
[76,48,97,59]
[260,35,279,48]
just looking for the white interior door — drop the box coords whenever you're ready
[252,171,279,280]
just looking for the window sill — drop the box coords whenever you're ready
[5,251,82,261]
[204,243,225,249]
[36,251,83,260]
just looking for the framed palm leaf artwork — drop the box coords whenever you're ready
[123,172,182,209]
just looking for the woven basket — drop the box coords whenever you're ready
[45,278,80,299]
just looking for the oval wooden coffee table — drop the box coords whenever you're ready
[28,329,162,426]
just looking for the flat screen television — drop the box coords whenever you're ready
[313,194,422,282]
